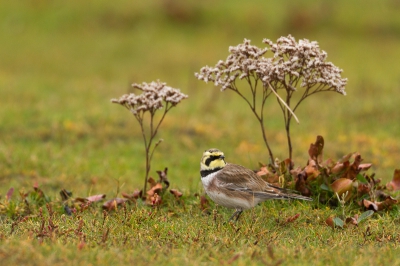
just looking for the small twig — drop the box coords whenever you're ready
[267,81,299,124]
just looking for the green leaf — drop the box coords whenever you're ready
[357,210,374,223]
[333,217,344,228]
[356,173,368,184]
[320,183,331,191]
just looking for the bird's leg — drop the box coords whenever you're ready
[228,209,243,222]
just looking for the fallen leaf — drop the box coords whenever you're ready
[156,167,170,188]
[148,193,162,207]
[60,189,72,201]
[87,194,106,202]
[257,163,270,176]
[170,189,183,199]
[147,183,163,196]
[357,183,370,196]
[308,135,324,164]
[304,159,320,181]
[359,163,372,172]
[361,199,378,212]
[102,198,127,211]
[285,213,300,223]
[342,153,362,180]
[386,169,400,191]
[122,189,142,200]
[325,216,335,228]
[331,178,353,197]
[147,177,157,188]
[345,216,358,226]
[295,171,311,197]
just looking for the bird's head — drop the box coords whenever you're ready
[200,148,226,171]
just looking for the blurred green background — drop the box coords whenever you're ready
[1,0,400,197]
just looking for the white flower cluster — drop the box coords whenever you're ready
[195,39,268,91]
[195,35,347,95]
[111,81,188,114]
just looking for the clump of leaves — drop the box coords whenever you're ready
[196,35,347,164]
[259,135,400,215]
[111,81,188,194]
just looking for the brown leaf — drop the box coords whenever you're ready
[147,183,163,196]
[87,194,106,202]
[148,193,162,207]
[295,171,311,197]
[156,167,170,188]
[341,153,362,180]
[308,135,324,163]
[331,178,353,196]
[359,163,372,172]
[331,161,349,174]
[325,216,335,229]
[285,213,300,223]
[257,163,271,176]
[60,189,72,201]
[304,159,320,181]
[102,198,127,211]
[386,169,400,191]
[147,177,157,188]
[377,196,398,211]
[361,199,378,212]
[122,189,142,200]
[345,216,358,226]
[170,189,183,199]
[357,183,370,196]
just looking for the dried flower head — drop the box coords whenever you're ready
[195,35,346,95]
[262,35,347,95]
[195,35,347,163]
[111,80,188,115]
[111,80,187,194]
[195,39,269,91]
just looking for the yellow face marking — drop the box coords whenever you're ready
[201,149,226,170]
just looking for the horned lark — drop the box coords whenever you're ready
[200,148,312,221]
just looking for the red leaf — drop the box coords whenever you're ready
[6,188,14,201]
[386,169,400,191]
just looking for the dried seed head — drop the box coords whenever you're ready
[111,80,188,114]
[195,35,347,95]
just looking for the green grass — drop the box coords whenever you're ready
[1,0,400,264]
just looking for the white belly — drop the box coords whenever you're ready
[201,172,258,210]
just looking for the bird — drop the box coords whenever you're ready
[200,148,313,222]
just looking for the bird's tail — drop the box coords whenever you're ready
[255,185,313,201]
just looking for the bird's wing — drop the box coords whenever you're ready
[216,163,277,193]
[217,164,312,201]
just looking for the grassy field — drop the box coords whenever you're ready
[1,0,400,265]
